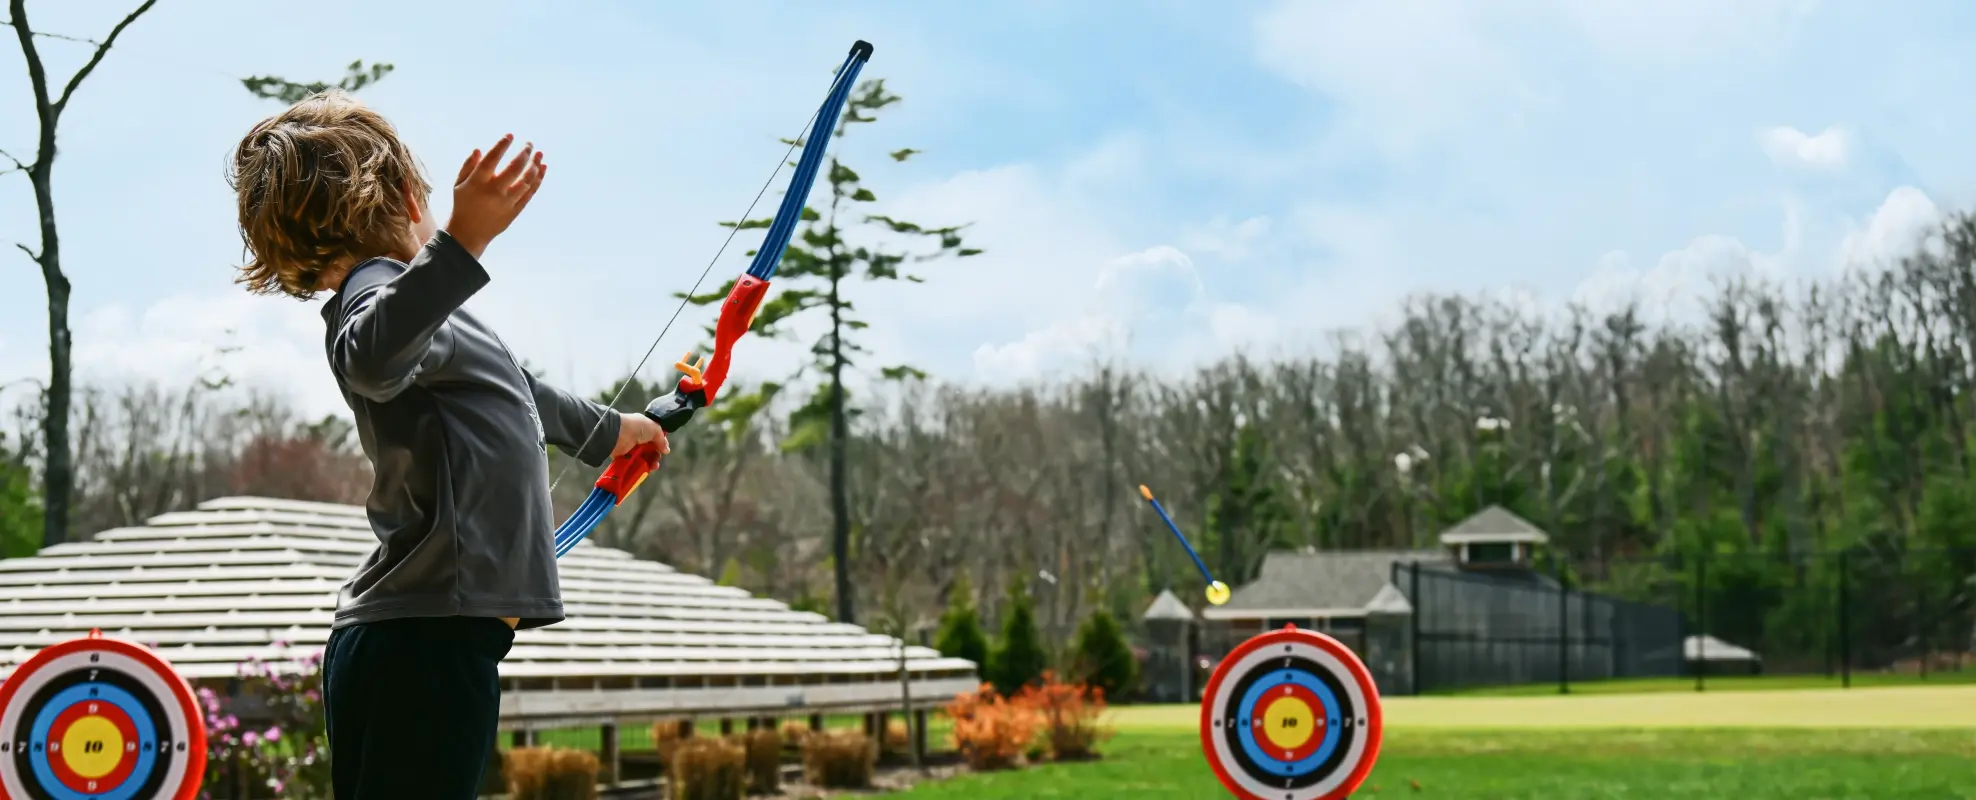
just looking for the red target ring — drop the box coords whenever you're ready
[0,632,206,800]
[44,698,142,794]
[1250,682,1328,763]
[1199,625,1383,800]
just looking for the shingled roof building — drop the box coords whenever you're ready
[1199,505,1683,694]
[0,497,977,757]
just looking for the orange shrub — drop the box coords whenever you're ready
[1014,671,1113,761]
[944,683,1042,771]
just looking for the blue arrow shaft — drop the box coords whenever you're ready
[1148,497,1215,584]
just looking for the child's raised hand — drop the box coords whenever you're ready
[444,134,546,260]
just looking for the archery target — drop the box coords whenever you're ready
[1200,626,1382,800]
[0,635,205,800]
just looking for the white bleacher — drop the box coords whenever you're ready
[0,497,977,727]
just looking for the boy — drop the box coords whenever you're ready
[228,90,668,798]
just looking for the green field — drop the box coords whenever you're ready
[1435,669,1976,697]
[1114,684,1976,730]
[890,687,1976,799]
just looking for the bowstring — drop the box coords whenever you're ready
[547,101,828,494]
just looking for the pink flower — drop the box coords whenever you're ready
[263,726,282,742]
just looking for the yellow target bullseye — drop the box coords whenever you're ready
[59,715,125,779]
[1261,695,1317,751]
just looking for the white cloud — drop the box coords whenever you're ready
[1760,126,1850,169]
[1837,186,1941,272]
[1551,0,1818,64]
[1179,216,1273,263]
[1250,0,1820,153]
[1572,209,1798,322]
[66,291,341,415]
[969,239,1299,383]
[1251,0,1529,152]
[971,316,1125,384]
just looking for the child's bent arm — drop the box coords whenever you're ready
[329,232,489,402]
[525,372,621,467]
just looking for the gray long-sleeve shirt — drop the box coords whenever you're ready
[321,230,620,630]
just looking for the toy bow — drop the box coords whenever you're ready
[551,40,874,558]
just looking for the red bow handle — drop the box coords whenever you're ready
[588,274,773,502]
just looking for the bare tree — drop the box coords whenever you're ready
[6,0,160,547]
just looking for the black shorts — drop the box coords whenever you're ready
[323,616,515,799]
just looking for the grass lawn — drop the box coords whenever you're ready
[1435,669,1976,697]
[888,687,1976,799]
[891,728,1976,799]
[1112,684,1976,730]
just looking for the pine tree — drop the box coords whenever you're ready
[1072,609,1138,700]
[683,75,978,626]
[989,586,1047,696]
[934,575,990,670]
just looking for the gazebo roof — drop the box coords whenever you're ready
[1141,589,1196,621]
[0,497,976,727]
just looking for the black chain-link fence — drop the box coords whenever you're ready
[1396,561,1684,693]
[1393,547,1976,693]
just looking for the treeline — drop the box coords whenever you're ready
[0,384,369,553]
[7,211,1976,661]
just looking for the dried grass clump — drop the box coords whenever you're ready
[800,729,876,788]
[882,718,911,756]
[668,737,746,800]
[503,745,600,800]
[743,728,782,794]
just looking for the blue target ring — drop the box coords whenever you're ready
[27,682,160,800]
[1235,667,1345,777]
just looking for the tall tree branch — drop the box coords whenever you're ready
[8,2,56,128]
[50,1,158,114]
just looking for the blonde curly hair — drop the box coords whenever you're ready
[228,90,432,300]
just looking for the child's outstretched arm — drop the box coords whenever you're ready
[328,231,487,402]
[523,373,629,468]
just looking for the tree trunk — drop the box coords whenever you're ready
[29,127,71,549]
[896,634,921,771]
[829,276,854,624]
[40,261,71,547]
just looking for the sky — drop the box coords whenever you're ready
[1,0,1972,418]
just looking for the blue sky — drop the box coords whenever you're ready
[1,0,1970,417]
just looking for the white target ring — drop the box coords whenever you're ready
[1199,625,1383,800]
[0,633,206,800]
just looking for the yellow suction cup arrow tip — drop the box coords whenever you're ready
[1138,484,1154,500]
[1205,581,1231,606]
